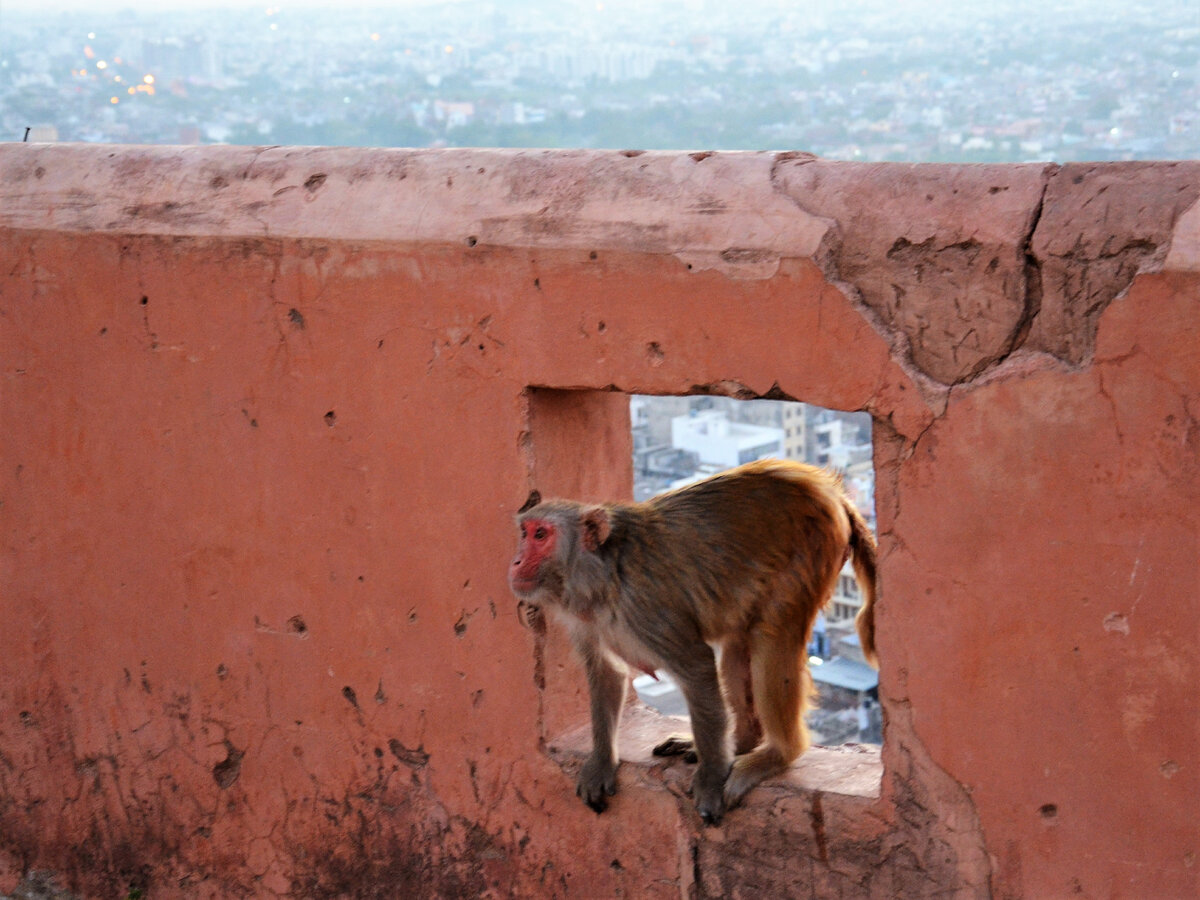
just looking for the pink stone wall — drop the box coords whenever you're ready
[0,145,1196,898]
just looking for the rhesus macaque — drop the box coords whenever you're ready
[508,459,877,825]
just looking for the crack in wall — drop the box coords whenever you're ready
[951,167,1054,385]
[764,173,951,417]
[1023,162,1200,367]
[768,158,1057,391]
[765,158,1200,397]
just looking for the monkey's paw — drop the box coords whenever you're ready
[651,734,699,764]
[517,599,545,632]
[723,746,790,811]
[690,767,730,826]
[576,755,618,813]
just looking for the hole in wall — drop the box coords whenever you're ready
[630,394,879,746]
[212,741,244,789]
[524,387,884,810]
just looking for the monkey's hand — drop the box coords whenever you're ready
[576,753,619,813]
[517,599,545,633]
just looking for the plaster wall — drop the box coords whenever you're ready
[0,145,1196,898]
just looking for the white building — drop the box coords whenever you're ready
[671,410,783,469]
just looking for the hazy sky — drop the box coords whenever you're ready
[3,0,1194,35]
[6,0,1193,18]
[1,0,459,11]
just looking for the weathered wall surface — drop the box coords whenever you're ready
[0,145,1196,899]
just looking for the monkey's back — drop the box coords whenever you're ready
[618,459,853,638]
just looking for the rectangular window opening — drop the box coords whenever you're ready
[630,394,880,747]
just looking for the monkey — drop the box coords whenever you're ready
[508,459,877,825]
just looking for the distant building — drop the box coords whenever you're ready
[632,397,875,516]
[539,43,667,84]
[434,101,475,128]
[828,561,866,625]
[671,409,783,469]
[782,402,809,461]
[811,409,871,472]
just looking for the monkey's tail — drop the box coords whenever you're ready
[846,502,879,668]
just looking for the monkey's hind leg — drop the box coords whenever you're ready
[719,636,763,754]
[723,629,813,809]
[651,637,760,764]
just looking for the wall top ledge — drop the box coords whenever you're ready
[0,143,1053,271]
[6,144,1200,277]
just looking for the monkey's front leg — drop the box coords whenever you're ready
[573,631,628,813]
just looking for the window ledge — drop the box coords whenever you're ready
[546,704,881,810]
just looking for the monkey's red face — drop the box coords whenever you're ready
[509,518,558,596]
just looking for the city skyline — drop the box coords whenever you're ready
[2,0,1197,159]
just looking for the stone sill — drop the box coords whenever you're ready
[546,704,882,819]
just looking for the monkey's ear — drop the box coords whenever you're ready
[518,489,542,514]
[580,507,612,553]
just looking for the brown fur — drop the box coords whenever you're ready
[508,459,878,824]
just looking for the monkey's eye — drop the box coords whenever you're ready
[533,526,548,541]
